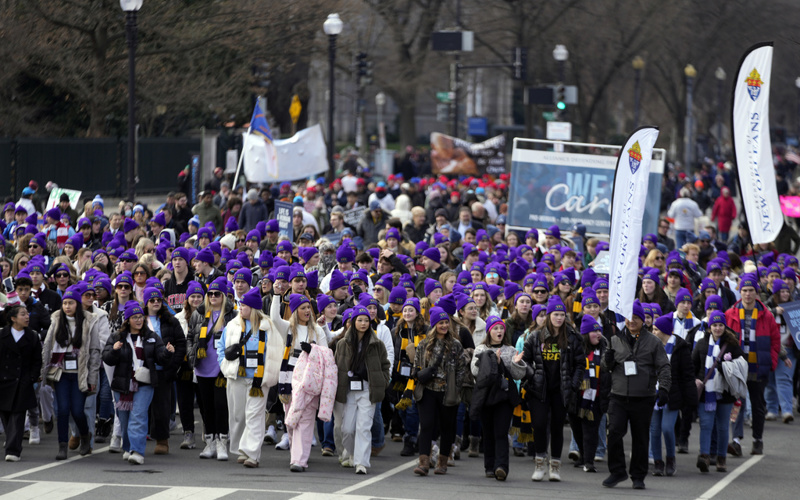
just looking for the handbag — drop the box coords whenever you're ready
[46,366,62,383]
[443,364,460,407]
[134,366,151,384]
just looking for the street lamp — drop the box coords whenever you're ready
[553,44,569,82]
[121,0,142,202]
[684,64,697,169]
[715,67,726,159]
[375,92,387,151]
[632,56,645,128]
[323,13,343,182]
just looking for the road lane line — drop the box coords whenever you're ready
[695,455,763,500]
[137,486,238,500]
[0,481,101,499]
[334,459,418,495]
[0,446,110,480]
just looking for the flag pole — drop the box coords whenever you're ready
[232,95,262,192]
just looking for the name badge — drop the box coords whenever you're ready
[246,351,258,368]
[624,360,637,376]
[350,379,363,391]
[582,388,596,400]
[400,365,411,377]
[64,351,78,371]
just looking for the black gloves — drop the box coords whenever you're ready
[352,285,363,297]
[604,348,615,366]
[657,388,669,407]
[300,341,312,354]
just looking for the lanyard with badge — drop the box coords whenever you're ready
[348,370,364,391]
[64,350,78,370]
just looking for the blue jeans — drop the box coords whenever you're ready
[456,402,482,438]
[97,370,114,419]
[569,413,606,457]
[322,415,335,451]
[69,393,97,448]
[114,385,154,455]
[766,350,795,415]
[675,229,691,249]
[699,402,733,457]
[54,373,88,443]
[371,402,384,448]
[400,399,419,439]
[649,407,679,460]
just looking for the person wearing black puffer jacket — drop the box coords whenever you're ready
[522,296,585,482]
[142,287,187,456]
[102,301,174,465]
[649,313,697,478]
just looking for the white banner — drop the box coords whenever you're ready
[733,42,782,244]
[608,127,659,321]
[243,124,328,183]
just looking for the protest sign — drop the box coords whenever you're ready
[429,132,506,176]
[46,188,82,211]
[274,201,293,242]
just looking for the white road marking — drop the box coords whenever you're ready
[0,446,110,480]
[695,455,763,500]
[0,481,101,499]
[334,458,418,495]
[137,486,238,500]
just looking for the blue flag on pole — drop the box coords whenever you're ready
[250,100,273,141]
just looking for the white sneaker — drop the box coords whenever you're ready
[5,454,19,462]
[275,433,290,450]
[430,442,440,466]
[532,456,546,482]
[28,427,40,445]
[311,436,318,447]
[216,434,229,461]
[594,455,604,462]
[264,426,277,444]
[782,412,794,423]
[109,434,122,453]
[128,452,144,465]
[199,435,216,459]
[765,412,778,421]
[548,459,561,482]
[355,465,367,474]
[122,451,131,461]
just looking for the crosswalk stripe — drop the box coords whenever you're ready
[136,486,239,500]
[0,481,101,500]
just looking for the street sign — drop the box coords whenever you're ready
[436,103,450,121]
[546,121,572,141]
[542,111,556,121]
[289,94,301,124]
[436,91,453,103]
[525,87,554,105]
[468,117,488,136]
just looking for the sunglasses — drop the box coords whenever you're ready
[208,291,223,298]
[134,271,147,276]
[533,289,547,294]
[29,244,39,249]
[237,239,245,243]
[55,273,69,278]
[116,284,131,290]
[654,256,664,261]
[148,298,162,303]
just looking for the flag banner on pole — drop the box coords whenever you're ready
[732,42,782,244]
[243,100,278,181]
[243,124,328,183]
[608,126,659,321]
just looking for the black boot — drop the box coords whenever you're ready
[401,436,416,457]
[95,417,112,444]
[79,434,92,456]
[665,456,676,476]
[652,460,665,476]
[56,442,68,460]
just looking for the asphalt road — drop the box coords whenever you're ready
[0,408,795,500]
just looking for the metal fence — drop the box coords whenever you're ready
[0,137,202,200]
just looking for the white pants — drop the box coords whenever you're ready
[226,377,249,454]
[238,381,268,462]
[341,388,376,468]
[40,384,55,422]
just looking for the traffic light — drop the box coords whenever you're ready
[356,52,373,86]
[555,84,566,111]
[512,47,527,81]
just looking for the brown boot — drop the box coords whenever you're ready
[68,435,80,450]
[696,454,710,473]
[434,454,448,475]
[716,456,727,472]
[154,439,169,455]
[413,455,430,476]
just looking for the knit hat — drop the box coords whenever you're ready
[288,266,306,283]
[704,294,722,311]
[422,247,441,264]
[226,260,243,274]
[388,286,407,306]
[593,279,608,291]
[336,244,355,263]
[767,264,781,277]
[631,300,645,322]
[642,233,657,245]
[581,289,599,307]
[650,303,662,316]
[643,268,660,284]
[508,261,527,282]
[581,268,597,288]
[429,306,449,327]
[782,267,797,283]
[143,287,163,303]
[514,292,531,305]
[115,271,133,287]
[45,207,61,222]
[239,287,261,310]
[424,278,442,297]
[385,228,401,242]
[485,315,505,335]
[532,274,549,291]
[224,216,238,233]
[14,204,27,214]
[234,268,253,285]
[317,293,336,313]
[273,266,290,282]
[504,282,521,301]
[403,297,421,312]
[123,217,139,233]
[708,310,726,326]
[545,225,560,239]
[525,228,539,241]
[580,315,603,335]
[699,278,717,293]
[208,277,228,293]
[456,293,474,312]
[546,295,566,315]
[122,301,144,321]
[62,285,80,303]
[675,288,692,305]
[706,259,723,274]
[276,240,293,254]
[437,294,457,315]
[341,308,354,325]
[325,269,346,291]
[351,305,370,322]
[358,293,380,309]
[653,313,674,335]
[773,278,790,294]
[642,302,653,318]
[739,273,759,291]
[415,241,430,257]
[289,293,310,313]
[195,248,214,265]
[186,280,204,298]
[92,194,104,208]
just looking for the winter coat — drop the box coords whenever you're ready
[711,196,737,234]
[287,344,338,424]
[187,302,236,368]
[147,311,187,380]
[218,311,284,387]
[521,325,585,412]
[192,201,223,232]
[21,297,51,338]
[692,332,745,405]
[41,310,102,393]
[238,200,269,233]
[663,335,698,411]
[414,335,467,393]
[102,325,173,393]
[334,329,391,404]
[358,209,391,247]
[0,326,42,412]
[603,329,671,398]
[724,300,780,379]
